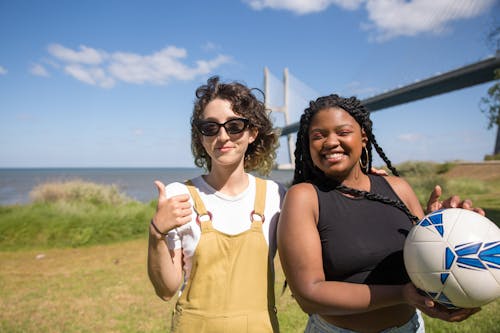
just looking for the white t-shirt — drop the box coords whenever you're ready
[164,174,286,281]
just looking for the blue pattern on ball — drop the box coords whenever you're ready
[480,242,500,268]
[419,209,444,236]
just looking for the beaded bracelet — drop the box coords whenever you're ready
[150,219,168,236]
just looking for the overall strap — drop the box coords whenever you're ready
[186,177,267,224]
[252,177,267,222]
[184,180,212,226]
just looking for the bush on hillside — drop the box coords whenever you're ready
[394,161,439,177]
[392,161,448,206]
[484,153,500,161]
[0,180,154,250]
[29,180,132,206]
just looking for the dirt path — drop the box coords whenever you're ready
[444,161,500,181]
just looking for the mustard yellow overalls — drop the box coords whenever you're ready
[171,177,279,333]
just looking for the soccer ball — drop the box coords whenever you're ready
[404,208,500,308]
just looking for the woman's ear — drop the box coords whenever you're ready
[248,128,258,144]
[361,128,368,146]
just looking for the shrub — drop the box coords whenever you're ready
[484,153,500,161]
[395,161,439,177]
[392,161,446,205]
[29,180,132,206]
[0,180,154,250]
[435,162,456,174]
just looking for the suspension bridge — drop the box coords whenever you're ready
[265,51,500,169]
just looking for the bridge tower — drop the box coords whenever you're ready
[264,67,295,169]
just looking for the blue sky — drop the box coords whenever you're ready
[0,0,498,168]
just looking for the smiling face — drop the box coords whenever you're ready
[199,98,257,170]
[308,107,367,181]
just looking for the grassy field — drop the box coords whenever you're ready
[0,239,498,333]
[0,239,309,333]
[0,162,499,332]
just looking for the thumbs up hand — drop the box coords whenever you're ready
[151,180,192,237]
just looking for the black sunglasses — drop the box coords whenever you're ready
[195,118,249,136]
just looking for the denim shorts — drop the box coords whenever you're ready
[304,311,425,333]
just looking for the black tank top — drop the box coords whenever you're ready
[315,175,413,285]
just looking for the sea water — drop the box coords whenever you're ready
[0,168,294,206]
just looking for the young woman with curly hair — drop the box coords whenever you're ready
[147,76,284,333]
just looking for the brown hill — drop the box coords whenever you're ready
[444,161,500,181]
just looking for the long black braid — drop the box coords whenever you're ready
[293,94,419,224]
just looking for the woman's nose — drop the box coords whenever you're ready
[217,126,230,140]
[323,133,339,148]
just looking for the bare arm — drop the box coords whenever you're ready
[147,181,192,300]
[147,232,183,300]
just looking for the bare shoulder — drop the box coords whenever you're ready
[285,182,316,198]
[283,182,318,208]
[280,182,319,225]
[383,175,413,195]
[383,175,423,217]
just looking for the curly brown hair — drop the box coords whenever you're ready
[190,76,279,175]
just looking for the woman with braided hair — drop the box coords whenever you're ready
[277,94,484,333]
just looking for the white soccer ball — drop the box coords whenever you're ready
[404,208,500,308]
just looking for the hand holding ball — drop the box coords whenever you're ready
[404,208,500,308]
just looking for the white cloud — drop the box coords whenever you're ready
[109,47,232,84]
[364,0,496,42]
[345,81,377,97]
[64,64,115,88]
[244,0,363,14]
[244,0,495,41]
[30,63,49,77]
[398,133,424,142]
[0,66,7,75]
[46,44,232,88]
[48,44,106,64]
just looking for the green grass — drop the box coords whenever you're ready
[0,239,171,333]
[0,180,155,250]
[0,163,499,332]
[0,239,497,333]
[397,162,500,225]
